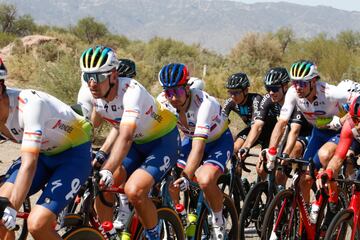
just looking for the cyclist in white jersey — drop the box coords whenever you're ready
[266,60,357,202]
[0,58,92,240]
[80,46,179,240]
[157,63,233,239]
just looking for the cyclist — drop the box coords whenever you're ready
[0,57,92,240]
[222,72,263,155]
[316,96,360,204]
[266,60,357,202]
[157,63,233,239]
[239,67,311,182]
[80,46,180,240]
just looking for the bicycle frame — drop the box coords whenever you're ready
[348,189,360,240]
[271,160,326,240]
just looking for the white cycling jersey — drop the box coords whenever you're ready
[157,88,228,142]
[94,77,177,144]
[280,81,357,127]
[3,88,92,155]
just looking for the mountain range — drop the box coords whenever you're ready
[2,0,360,53]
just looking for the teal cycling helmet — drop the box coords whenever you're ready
[80,46,119,73]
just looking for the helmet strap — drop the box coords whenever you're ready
[239,91,248,105]
[102,77,115,99]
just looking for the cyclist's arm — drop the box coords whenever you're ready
[102,123,134,173]
[242,119,265,149]
[282,122,300,155]
[269,118,289,149]
[99,127,119,154]
[91,108,103,128]
[10,151,38,210]
[327,119,354,176]
[183,138,206,179]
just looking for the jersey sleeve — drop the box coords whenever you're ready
[194,96,217,140]
[254,94,270,122]
[222,98,234,117]
[288,107,303,125]
[251,94,263,123]
[279,86,297,121]
[334,118,354,160]
[121,82,143,128]
[20,92,45,154]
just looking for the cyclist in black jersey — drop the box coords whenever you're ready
[239,67,312,182]
[223,72,263,154]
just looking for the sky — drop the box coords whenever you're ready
[234,0,360,12]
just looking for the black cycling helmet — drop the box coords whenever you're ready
[0,57,7,80]
[117,58,136,78]
[226,72,250,89]
[264,67,290,86]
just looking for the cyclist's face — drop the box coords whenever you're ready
[228,88,247,104]
[266,85,285,103]
[292,80,312,98]
[164,85,188,108]
[87,71,114,99]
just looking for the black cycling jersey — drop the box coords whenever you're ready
[289,108,313,137]
[222,93,263,127]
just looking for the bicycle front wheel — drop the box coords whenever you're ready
[62,226,105,240]
[325,209,360,240]
[261,189,297,240]
[239,180,268,238]
[134,207,185,240]
[195,194,239,240]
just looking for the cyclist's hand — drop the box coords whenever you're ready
[99,169,113,187]
[316,168,333,189]
[2,206,17,230]
[238,147,249,161]
[326,116,342,131]
[173,177,190,191]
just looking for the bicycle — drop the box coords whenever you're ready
[60,168,185,240]
[260,156,348,240]
[181,177,239,240]
[217,153,256,215]
[323,177,360,239]
[238,151,289,238]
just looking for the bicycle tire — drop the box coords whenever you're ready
[239,180,268,239]
[62,226,106,240]
[134,207,185,240]
[195,194,239,240]
[217,173,243,215]
[324,209,360,240]
[261,189,297,240]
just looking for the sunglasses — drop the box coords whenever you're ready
[265,85,282,93]
[83,72,112,84]
[227,90,243,96]
[292,80,309,88]
[164,86,186,98]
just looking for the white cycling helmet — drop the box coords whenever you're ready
[188,77,205,90]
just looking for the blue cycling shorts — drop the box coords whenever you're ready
[122,127,180,183]
[303,128,340,169]
[177,129,234,173]
[3,142,92,214]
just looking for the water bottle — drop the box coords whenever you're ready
[309,201,320,224]
[102,221,120,240]
[186,212,198,237]
[266,147,277,171]
[120,231,131,240]
[175,203,188,227]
